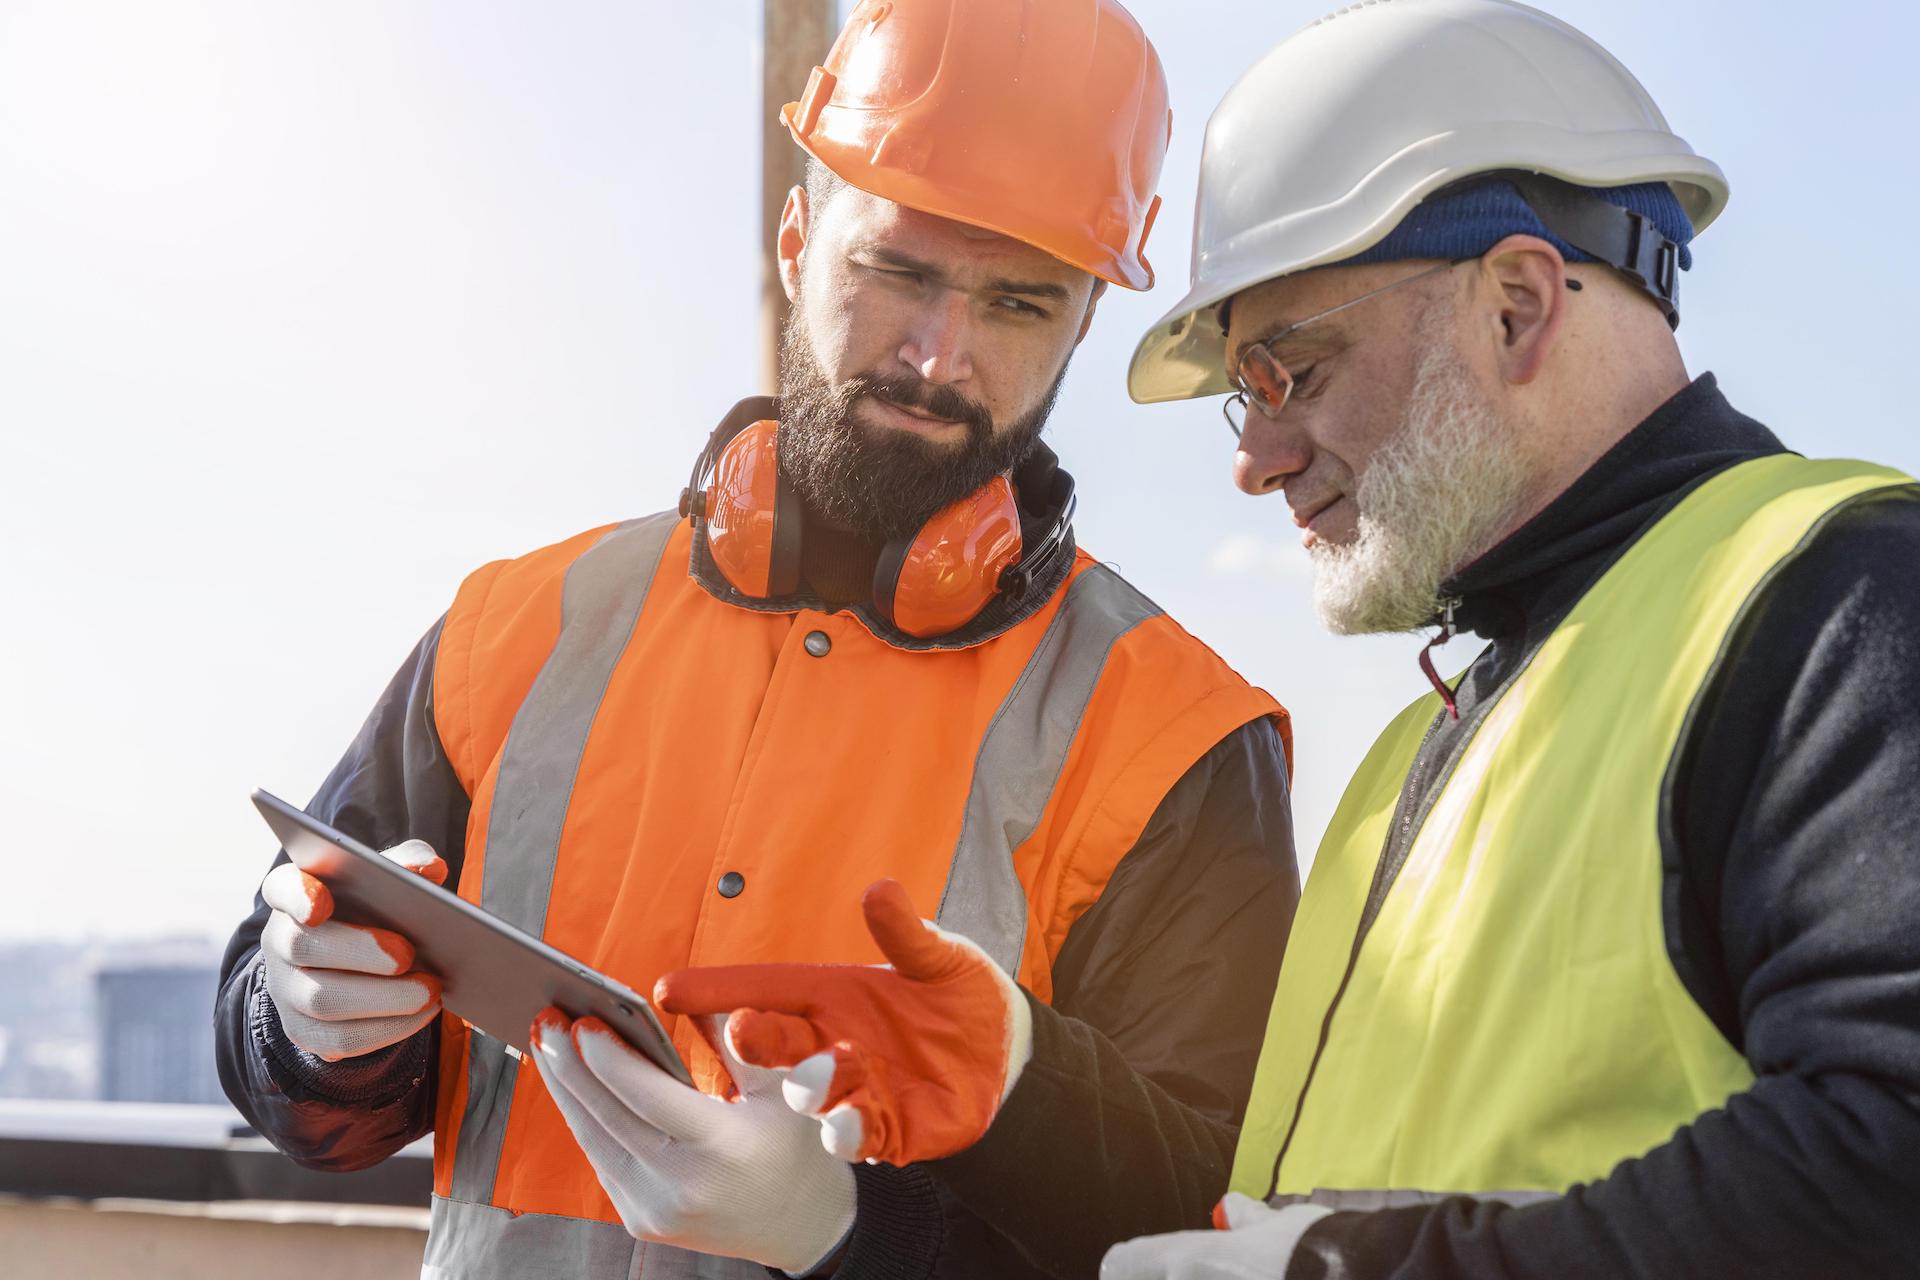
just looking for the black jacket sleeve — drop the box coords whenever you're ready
[839,715,1301,1279]
[213,618,472,1171]
[1288,489,1920,1278]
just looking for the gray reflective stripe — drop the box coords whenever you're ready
[422,1196,769,1279]
[445,1033,514,1207]
[1271,1187,1562,1212]
[934,564,1162,975]
[446,513,680,1208]
[424,1195,637,1278]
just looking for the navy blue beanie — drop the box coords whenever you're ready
[1341,177,1695,272]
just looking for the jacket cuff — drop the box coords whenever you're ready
[828,1162,947,1280]
[250,962,432,1107]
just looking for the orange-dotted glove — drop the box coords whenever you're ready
[259,841,447,1061]
[656,878,1034,1166]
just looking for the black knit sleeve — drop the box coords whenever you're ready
[212,617,472,1170]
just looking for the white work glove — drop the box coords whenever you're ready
[531,1007,856,1275]
[258,840,446,1061]
[1101,1192,1334,1279]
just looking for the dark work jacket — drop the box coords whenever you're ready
[913,376,1920,1279]
[213,480,1301,1278]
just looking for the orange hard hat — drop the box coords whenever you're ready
[783,0,1172,291]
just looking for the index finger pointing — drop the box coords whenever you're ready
[653,963,831,1020]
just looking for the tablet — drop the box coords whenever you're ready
[252,788,690,1083]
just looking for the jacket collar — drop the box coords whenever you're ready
[1440,374,1787,642]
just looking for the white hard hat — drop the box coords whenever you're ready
[1128,0,1729,405]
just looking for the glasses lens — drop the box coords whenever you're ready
[1239,345,1294,414]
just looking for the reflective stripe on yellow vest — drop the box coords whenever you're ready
[417,512,1285,1275]
[1233,455,1913,1206]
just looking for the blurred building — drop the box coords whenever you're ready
[0,938,226,1104]
[0,929,428,1278]
[0,941,100,1100]
[95,954,223,1105]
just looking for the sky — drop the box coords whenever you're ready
[2,0,1916,944]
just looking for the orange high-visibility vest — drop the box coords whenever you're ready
[418,512,1286,1277]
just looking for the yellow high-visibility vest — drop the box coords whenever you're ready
[1233,455,1915,1208]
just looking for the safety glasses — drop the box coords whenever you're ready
[1222,258,1465,438]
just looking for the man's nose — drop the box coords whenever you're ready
[1232,408,1312,496]
[898,291,975,386]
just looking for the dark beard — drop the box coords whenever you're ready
[776,308,1068,542]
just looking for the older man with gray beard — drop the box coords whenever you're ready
[659,3,1920,1278]
[1101,1,1920,1275]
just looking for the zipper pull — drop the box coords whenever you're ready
[1419,597,1462,720]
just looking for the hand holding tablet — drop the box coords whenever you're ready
[259,839,449,1061]
[251,789,689,1083]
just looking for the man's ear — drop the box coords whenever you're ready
[1476,234,1570,387]
[1074,279,1107,345]
[778,185,809,304]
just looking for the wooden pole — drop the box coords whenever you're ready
[761,0,837,395]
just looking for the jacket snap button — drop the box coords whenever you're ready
[717,871,746,898]
[804,630,832,658]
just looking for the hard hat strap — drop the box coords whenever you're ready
[1497,173,1684,330]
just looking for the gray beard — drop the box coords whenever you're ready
[1310,341,1530,635]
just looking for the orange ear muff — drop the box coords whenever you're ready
[873,475,1023,639]
[703,419,802,599]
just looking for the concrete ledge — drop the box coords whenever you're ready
[0,1196,427,1278]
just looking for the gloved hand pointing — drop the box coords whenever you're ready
[656,877,1033,1166]
[258,840,446,1061]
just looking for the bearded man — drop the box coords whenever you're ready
[212,2,1299,1277]
[661,3,1920,1278]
